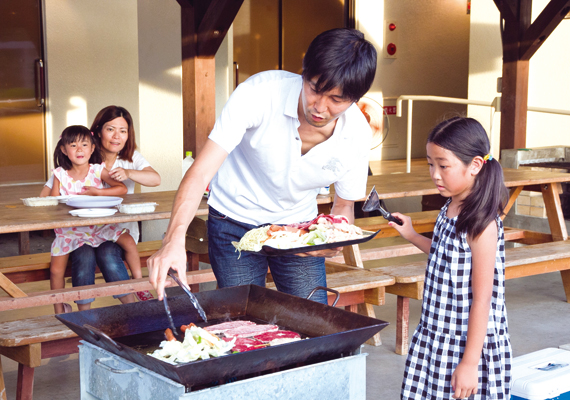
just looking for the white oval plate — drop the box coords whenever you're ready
[69,208,118,218]
[66,196,123,208]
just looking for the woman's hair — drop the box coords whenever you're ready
[54,125,101,170]
[427,116,508,239]
[90,105,136,162]
[302,28,377,102]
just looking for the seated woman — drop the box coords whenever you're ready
[42,105,161,309]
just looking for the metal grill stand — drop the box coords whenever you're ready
[79,341,367,400]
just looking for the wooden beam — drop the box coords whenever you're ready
[520,0,570,60]
[493,0,517,23]
[181,4,216,158]
[498,0,531,151]
[196,0,244,57]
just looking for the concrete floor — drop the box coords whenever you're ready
[1,234,570,399]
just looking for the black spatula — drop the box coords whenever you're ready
[361,185,403,226]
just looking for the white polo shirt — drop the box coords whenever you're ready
[208,70,371,226]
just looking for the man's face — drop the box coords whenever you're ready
[300,77,353,128]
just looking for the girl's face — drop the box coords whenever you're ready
[426,142,479,202]
[62,137,95,167]
[100,117,129,155]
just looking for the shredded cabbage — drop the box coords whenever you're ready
[148,326,236,364]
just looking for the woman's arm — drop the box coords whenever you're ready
[82,168,127,196]
[147,139,228,299]
[450,221,497,399]
[109,166,161,187]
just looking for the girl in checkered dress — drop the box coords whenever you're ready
[390,117,512,399]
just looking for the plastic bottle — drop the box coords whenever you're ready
[182,151,194,177]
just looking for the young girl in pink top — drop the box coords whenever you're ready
[48,125,146,313]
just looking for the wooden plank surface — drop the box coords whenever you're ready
[0,315,74,347]
[0,270,216,311]
[267,270,394,293]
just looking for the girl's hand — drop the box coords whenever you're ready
[109,167,130,182]
[81,186,100,196]
[451,361,478,399]
[388,212,415,240]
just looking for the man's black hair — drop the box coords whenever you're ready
[302,28,377,102]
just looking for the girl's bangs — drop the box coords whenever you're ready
[62,131,93,145]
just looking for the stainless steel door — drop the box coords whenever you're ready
[0,0,46,185]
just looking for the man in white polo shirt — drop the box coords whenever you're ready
[149,28,377,304]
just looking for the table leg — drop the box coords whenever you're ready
[542,183,568,241]
[561,270,570,304]
[395,296,410,356]
[18,232,30,255]
[16,364,34,400]
[0,357,6,400]
[188,252,200,293]
[503,186,523,217]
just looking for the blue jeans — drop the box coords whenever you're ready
[70,241,131,304]
[207,207,327,304]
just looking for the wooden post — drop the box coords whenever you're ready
[180,5,216,158]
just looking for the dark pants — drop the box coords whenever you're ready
[70,241,131,304]
[207,207,327,304]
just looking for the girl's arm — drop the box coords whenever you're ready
[82,168,127,196]
[49,177,61,197]
[109,166,161,187]
[451,220,498,399]
[388,212,432,254]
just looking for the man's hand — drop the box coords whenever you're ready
[147,241,187,300]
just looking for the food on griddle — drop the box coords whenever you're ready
[164,328,177,342]
[150,321,305,363]
[232,214,364,253]
[223,324,278,338]
[253,330,301,343]
[149,325,236,364]
[205,320,255,334]
[222,337,266,353]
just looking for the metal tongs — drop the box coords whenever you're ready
[162,269,208,340]
[361,185,403,226]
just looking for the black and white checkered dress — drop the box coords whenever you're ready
[401,200,512,399]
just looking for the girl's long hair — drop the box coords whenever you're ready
[427,117,508,239]
[90,105,136,162]
[54,125,101,170]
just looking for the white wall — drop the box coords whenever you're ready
[358,0,471,161]
[44,0,140,169]
[136,0,183,240]
[468,0,570,154]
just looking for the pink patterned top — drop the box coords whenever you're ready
[51,164,125,256]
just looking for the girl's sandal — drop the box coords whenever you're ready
[136,291,154,301]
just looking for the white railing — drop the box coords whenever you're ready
[395,95,570,173]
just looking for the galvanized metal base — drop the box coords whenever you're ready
[80,341,367,400]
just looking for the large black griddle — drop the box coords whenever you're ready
[57,285,388,387]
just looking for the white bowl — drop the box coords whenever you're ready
[22,197,59,207]
[117,202,158,214]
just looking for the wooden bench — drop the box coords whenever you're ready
[0,240,212,299]
[369,239,570,355]
[0,270,217,400]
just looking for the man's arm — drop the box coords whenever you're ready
[147,139,228,299]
